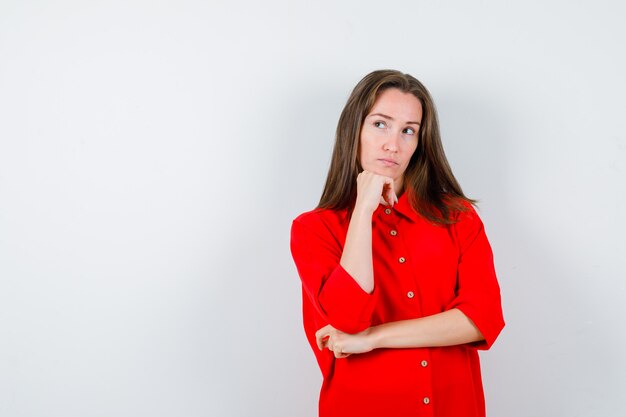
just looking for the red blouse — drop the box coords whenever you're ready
[290,191,505,417]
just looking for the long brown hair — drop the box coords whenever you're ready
[317,69,474,225]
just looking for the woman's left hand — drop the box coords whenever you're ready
[315,324,375,359]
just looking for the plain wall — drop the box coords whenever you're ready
[1,1,625,416]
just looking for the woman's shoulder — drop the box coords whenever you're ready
[445,197,489,247]
[292,206,349,232]
[441,194,480,223]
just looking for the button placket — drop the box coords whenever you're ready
[415,350,433,412]
[383,217,414,307]
[391,224,412,302]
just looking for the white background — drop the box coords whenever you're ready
[1,1,625,416]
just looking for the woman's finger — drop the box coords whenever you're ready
[315,325,331,350]
[384,185,396,208]
[333,344,343,358]
[316,334,329,351]
[376,175,392,203]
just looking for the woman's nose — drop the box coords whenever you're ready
[383,131,401,151]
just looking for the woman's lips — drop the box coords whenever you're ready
[378,158,399,167]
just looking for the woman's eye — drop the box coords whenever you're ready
[374,121,386,129]
[404,127,416,135]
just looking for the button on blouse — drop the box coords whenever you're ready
[290,192,505,417]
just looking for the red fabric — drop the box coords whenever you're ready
[290,192,505,417]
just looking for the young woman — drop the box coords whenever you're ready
[290,70,504,417]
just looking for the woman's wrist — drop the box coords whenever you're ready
[367,324,383,350]
[352,200,376,218]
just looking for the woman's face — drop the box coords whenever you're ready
[359,88,423,193]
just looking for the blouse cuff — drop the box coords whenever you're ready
[318,264,378,334]
[453,303,505,350]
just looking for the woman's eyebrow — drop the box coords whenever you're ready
[369,112,421,126]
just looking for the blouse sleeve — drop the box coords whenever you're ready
[446,205,505,350]
[290,215,378,334]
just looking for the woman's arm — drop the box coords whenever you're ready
[316,309,483,358]
[340,171,397,294]
[370,308,484,349]
[290,171,397,335]
[339,207,375,293]
[317,192,503,357]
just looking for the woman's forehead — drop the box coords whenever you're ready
[368,89,423,122]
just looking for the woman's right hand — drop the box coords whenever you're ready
[339,170,390,294]
[354,171,398,215]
